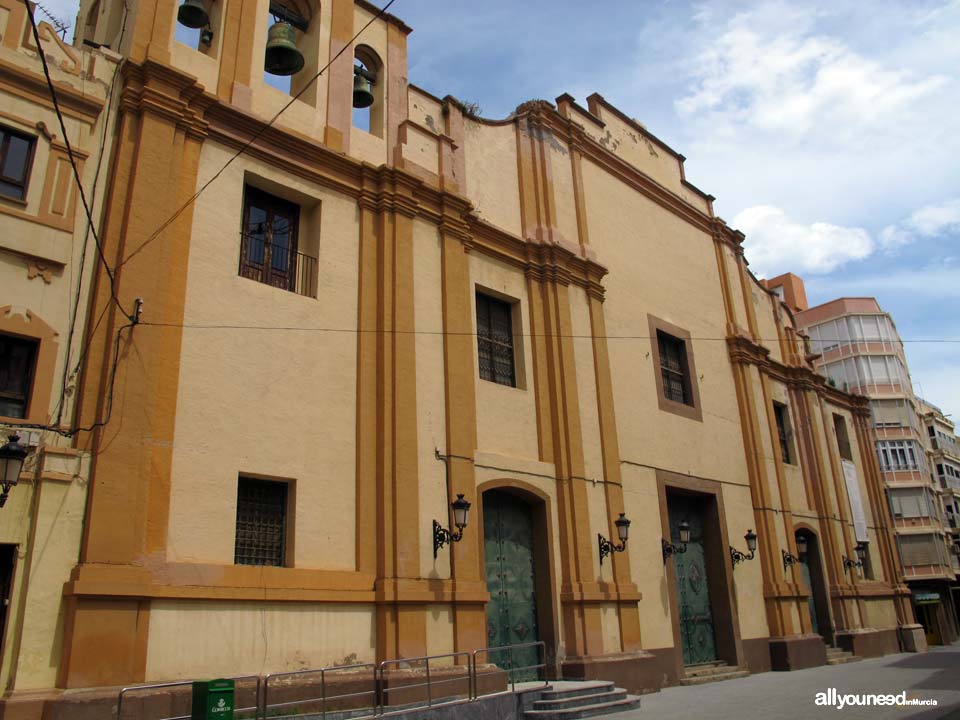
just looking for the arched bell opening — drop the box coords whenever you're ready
[174,0,223,58]
[352,44,383,138]
[262,0,320,104]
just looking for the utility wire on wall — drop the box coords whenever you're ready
[56,0,130,428]
[23,0,129,320]
[4,0,398,438]
[116,0,399,270]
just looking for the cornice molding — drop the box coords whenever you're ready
[727,334,872,412]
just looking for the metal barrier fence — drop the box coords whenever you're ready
[261,662,377,720]
[473,641,548,694]
[117,642,546,719]
[116,674,260,720]
[377,651,472,717]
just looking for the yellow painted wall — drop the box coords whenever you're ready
[413,220,450,580]
[470,254,539,462]
[167,143,359,569]
[580,159,746,487]
[0,27,115,694]
[462,121,522,237]
[145,600,376,679]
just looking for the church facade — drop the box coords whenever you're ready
[0,0,923,713]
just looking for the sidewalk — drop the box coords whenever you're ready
[597,644,960,719]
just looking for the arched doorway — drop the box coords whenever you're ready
[796,529,832,643]
[482,489,540,678]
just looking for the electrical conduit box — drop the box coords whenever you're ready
[191,679,234,719]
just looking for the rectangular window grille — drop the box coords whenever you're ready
[235,477,288,566]
[476,292,516,387]
[0,334,37,419]
[0,126,36,201]
[657,330,690,405]
[773,402,793,464]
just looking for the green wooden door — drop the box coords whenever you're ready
[670,499,717,665]
[799,559,819,635]
[484,491,539,681]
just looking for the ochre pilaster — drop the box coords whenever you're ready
[439,221,486,653]
[323,0,355,152]
[63,61,208,688]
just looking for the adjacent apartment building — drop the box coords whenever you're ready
[0,0,921,715]
[770,274,959,646]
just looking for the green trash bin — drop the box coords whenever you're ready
[191,678,235,719]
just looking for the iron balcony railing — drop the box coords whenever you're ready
[239,232,317,298]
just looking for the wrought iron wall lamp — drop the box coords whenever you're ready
[598,513,631,565]
[433,493,471,558]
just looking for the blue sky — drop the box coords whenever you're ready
[49,0,960,420]
[400,0,960,421]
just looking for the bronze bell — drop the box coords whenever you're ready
[264,21,304,76]
[177,0,209,29]
[353,72,374,109]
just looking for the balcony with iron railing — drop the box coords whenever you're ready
[239,232,317,298]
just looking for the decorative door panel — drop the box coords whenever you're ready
[799,560,819,635]
[670,497,717,665]
[484,491,539,680]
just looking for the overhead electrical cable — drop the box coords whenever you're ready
[116,0,398,270]
[23,0,129,319]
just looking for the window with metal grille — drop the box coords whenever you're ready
[0,126,36,201]
[773,402,794,464]
[0,334,37,419]
[657,330,689,405]
[476,292,516,387]
[234,477,288,566]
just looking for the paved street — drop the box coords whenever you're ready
[601,644,960,720]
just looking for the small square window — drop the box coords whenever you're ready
[0,333,37,419]
[240,186,317,297]
[648,315,702,422]
[235,477,288,566]
[476,292,516,387]
[773,402,794,464]
[0,127,36,202]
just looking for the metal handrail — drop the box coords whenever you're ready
[472,641,547,694]
[261,662,377,720]
[117,674,260,720]
[377,651,472,716]
[117,643,543,719]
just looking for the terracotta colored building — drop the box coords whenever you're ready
[0,0,924,715]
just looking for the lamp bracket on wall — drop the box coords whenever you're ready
[730,529,758,568]
[782,549,800,570]
[269,1,308,31]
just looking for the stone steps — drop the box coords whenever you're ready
[524,681,641,720]
[680,662,750,686]
[826,647,861,665]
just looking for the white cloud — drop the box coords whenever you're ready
[675,4,948,147]
[879,197,960,250]
[734,205,873,277]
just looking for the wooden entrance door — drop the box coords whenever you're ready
[670,497,717,665]
[483,491,539,679]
